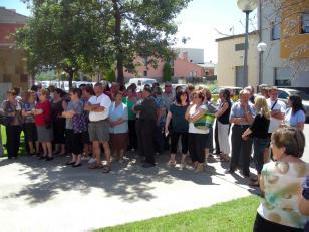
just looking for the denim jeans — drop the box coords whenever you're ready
[253,137,270,174]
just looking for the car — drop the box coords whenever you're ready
[127,78,158,92]
[278,88,309,120]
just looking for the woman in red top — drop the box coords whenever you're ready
[33,88,53,160]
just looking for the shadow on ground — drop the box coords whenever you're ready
[0,153,225,205]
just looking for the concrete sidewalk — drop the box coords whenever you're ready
[0,154,258,232]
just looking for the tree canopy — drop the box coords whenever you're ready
[16,0,192,86]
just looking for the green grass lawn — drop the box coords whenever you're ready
[98,196,260,232]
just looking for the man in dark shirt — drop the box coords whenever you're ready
[133,86,158,168]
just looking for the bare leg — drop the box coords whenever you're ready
[92,141,101,165]
[167,153,176,166]
[35,141,40,154]
[102,141,111,166]
[28,142,35,154]
[204,148,209,165]
[59,144,65,155]
[46,142,52,157]
[41,142,47,157]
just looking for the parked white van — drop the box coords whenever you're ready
[127,78,158,91]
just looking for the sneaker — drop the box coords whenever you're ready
[88,158,96,164]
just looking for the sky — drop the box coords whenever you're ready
[0,0,257,63]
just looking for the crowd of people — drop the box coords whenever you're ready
[0,81,308,230]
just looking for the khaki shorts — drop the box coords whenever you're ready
[88,120,109,142]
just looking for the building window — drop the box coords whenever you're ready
[143,70,147,76]
[301,13,309,34]
[271,20,281,40]
[235,43,245,51]
[274,67,291,86]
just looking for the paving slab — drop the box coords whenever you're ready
[1,124,308,232]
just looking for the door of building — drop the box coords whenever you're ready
[235,66,244,87]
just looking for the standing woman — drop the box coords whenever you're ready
[33,88,53,160]
[253,127,308,231]
[51,88,66,155]
[126,87,138,152]
[109,91,128,162]
[285,94,306,131]
[22,90,39,155]
[185,91,209,172]
[62,88,85,167]
[2,89,22,159]
[242,96,270,186]
[81,85,94,159]
[215,88,232,162]
[165,89,189,168]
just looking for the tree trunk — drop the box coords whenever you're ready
[68,69,74,88]
[112,0,124,85]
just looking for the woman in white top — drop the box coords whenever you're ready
[185,90,209,173]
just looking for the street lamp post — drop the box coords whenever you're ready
[257,41,267,85]
[237,0,258,87]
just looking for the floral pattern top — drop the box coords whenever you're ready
[257,161,309,229]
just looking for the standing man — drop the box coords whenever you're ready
[162,82,174,150]
[133,86,158,168]
[84,82,112,173]
[162,82,174,110]
[228,90,255,177]
[266,86,285,161]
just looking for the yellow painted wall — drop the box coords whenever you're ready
[280,0,309,59]
[216,33,259,87]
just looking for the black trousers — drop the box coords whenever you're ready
[135,119,143,157]
[230,125,252,176]
[5,125,22,158]
[65,129,73,154]
[128,120,137,150]
[139,119,156,165]
[170,132,188,154]
[214,121,220,154]
[253,213,303,232]
[188,133,208,163]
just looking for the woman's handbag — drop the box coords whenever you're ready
[194,112,215,131]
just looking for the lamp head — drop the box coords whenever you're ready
[257,42,267,52]
[237,0,258,12]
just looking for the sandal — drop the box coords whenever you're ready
[167,160,176,167]
[88,163,103,169]
[102,165,111,173]
[220,155,230,162]
[66,161,75,166]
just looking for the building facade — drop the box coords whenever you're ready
[123,50,205,82]
[259,0,309,87]
[216,31,259,87]
[0,7,29,100]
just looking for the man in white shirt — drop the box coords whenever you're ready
[267,86,285,134]
[266,86,285,161]
[84,82,112,173]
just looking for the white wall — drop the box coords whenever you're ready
[177,48,204,64]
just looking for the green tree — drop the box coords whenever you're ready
[163,62,172,82]
[16,0,114,87]
[108,0,191,84]
[16,0,191,86]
